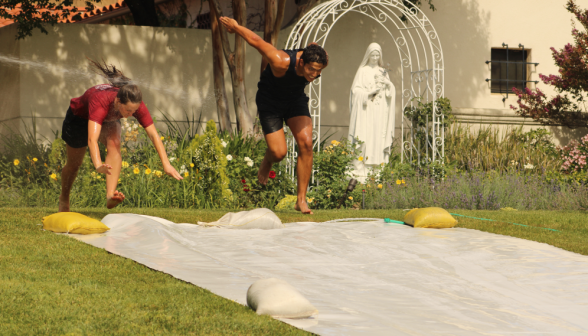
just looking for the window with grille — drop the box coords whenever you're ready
[490,48,528,93]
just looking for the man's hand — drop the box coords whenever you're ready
[219,16,239,33]
[96,163,112,175]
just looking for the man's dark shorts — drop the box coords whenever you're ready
[61,107,88,148]
[256,93,311,135]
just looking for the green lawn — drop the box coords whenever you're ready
[1,207,587,335]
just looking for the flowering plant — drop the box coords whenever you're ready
[307,138,362,209]
[559,133,588,173]
[511,0,588,128]
[221,132,294,209]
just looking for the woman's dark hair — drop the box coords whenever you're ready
[89,58,142,104]
[116,84,142,104]
[301,44,328,65]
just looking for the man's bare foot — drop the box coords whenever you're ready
[106,191,125,209]
[58,195,70,212]
[257,156,272,186]
[295,201,313,215]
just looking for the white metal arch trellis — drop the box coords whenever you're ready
[283,0,445,178]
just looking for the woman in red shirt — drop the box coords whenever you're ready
[59,60,182,212]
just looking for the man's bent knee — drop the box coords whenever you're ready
[298,140,313,155]
[269,149,287,162]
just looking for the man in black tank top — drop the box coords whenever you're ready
[220,16,328,215]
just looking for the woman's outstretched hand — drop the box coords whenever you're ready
[219,16,239,33]
[164,164,183,181]
[96,163,112,175]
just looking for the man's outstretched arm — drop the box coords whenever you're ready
[219,16,289,73]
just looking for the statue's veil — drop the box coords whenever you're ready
[348,43,384,139]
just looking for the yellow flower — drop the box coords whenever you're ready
[160,136,165,141]
[330,140,340,146]
[13,159,19,166]
[402,179,406,184]
[348,196,353,200]
[122,161,129,168]
[154,170,163,177]
[50,173,57,181]
[381,163,384,167]
[306,197,314,203]
[190,163,194,168]
[396,179,401,185]
[358,156,364,162]
[378,184,383,189]
[118,178,121,183]
[145,169,152,175]
[184,172,189,177]
[32,158,38,162]
[133,168,140,174]
[342,151,347,155]
[44,163,48,167]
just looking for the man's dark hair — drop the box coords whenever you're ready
[301,44,328,65]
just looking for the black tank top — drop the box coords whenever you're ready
[257,49,309,102]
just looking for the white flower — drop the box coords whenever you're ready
[524,163,535,170]
[244,157,252,162]
[226,155,233,161]
[246,161,254,167]
[220,140,227,148]
[132,123,138,129]
[169,157,176,162]
[179,164,187,174]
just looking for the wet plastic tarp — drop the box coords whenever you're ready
[72,213,588,335]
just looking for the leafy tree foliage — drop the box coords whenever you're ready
[511,0,588,128]
[0,0,159,40]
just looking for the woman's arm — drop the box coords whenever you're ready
[88,121,112,174]
[144,125,183,180]
[219,16,289,74]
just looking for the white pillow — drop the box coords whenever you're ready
[198,208,284,230]
[247,278,318,319]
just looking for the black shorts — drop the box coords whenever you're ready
[61,107,88,148]
[256,93,311,135]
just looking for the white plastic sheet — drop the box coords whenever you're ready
[72,213,588,335]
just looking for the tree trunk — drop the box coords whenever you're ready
[210,0,254,135]
[125,0,160,27]
[260,0,287,76]
[254,0,287,134]
[210,6,232,133]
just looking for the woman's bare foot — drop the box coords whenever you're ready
[106,191,125,209]
[257,156,272,186]
[295,200,313,214]
[58,195,70,212]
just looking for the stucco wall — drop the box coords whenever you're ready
[0,24,21,141]
[5,23,290,142]
[1,0,588,147]
[317,0,588,145]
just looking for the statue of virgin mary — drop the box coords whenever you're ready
[349,43,395,176]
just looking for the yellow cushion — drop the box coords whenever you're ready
[403,207,458,228]
[42,212,110,234]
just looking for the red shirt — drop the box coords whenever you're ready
[69,84,154,128]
